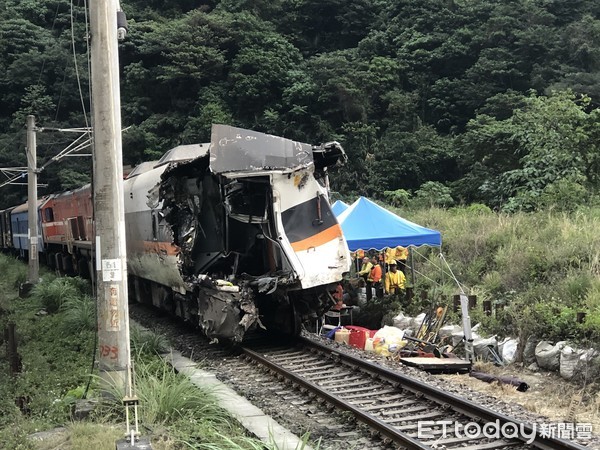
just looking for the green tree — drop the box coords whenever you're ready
[454,90,598,210]
[414,181,454,208]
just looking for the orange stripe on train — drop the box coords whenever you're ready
[290,224,343,252]
[129,240,180,256]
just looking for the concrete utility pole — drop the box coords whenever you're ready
[26,115,39,284]
[89,4,148,447]
[89,0,132,396]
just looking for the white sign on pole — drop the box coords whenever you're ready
[102,258,122,281]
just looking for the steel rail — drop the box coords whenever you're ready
[241,345,433,449]
[297,336,588,450]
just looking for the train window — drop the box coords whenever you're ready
[44,208,54,222]
[226,181,268,223]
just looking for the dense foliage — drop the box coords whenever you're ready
[0,0,599,210]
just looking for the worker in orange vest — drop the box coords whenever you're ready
[367,256,383,300]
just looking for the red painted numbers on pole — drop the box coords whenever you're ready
[99,344,119,359]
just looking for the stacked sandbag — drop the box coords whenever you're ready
[560,346,600,380]
[473,336,499,360]
[411,313,427,332]
[499,338,518,364]
[392,312,412,331]
[523,336,538,366]
[535,341,567,371]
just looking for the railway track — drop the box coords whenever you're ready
[241,336,590,450]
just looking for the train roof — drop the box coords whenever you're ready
[126,161,159,179]
[11,198,47,214]
[155,144,210,168]
[46,184,91,201]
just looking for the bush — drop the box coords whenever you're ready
[61,295,96,333]
[13,266,27,290]
[130,325,169,356]
[0,254,29,292]
[32,277,81,312]
[464,203,493,215]
[578,312,600,342]
[538,177,589,212]
[414,181,454,208]
[383,189,411,207]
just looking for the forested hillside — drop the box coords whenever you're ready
[0,0,598,210]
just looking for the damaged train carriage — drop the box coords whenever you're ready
[124,125,350,342]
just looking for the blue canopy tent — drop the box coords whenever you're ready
[335,198,473,359]
[336,197,441,251]
[331,200,349,216]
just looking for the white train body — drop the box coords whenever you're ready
[124,125,350,342]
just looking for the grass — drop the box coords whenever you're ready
[61,295,96,333]
[31,276,85,313]
[396,205,600,348]
[0,255,314,450]
[130,324,170,356]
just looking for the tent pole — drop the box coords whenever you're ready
[382,249,386,296]
[440,247,444,287]
[409,246,415,287]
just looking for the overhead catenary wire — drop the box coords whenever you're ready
[37,1,63,86]
[71,0,91,132]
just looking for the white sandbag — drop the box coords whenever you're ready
[560,345,585,380]
[499,338,518,364]
[393,312,412,330]
[568,348,600,381]
[373,325,405,342]
[411,313,427,332]
[535,341,567,371]
[451,330,464,347]
[560,346,600,380]
[451,330,480,347]
[580,348,599,364]
[473,336,498,359]
[438,325,462,339]
[373,325,406,356]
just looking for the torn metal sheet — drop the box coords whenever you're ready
[210,124,314,173]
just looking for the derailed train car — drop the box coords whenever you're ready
[124,125,351,342]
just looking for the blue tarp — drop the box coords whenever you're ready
[336,197,442,251]
[331,200,349,216]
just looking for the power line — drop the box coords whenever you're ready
[71,0,91,131]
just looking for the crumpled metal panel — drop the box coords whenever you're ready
[156,143,210,168]
[210,124,314,173]
[196,285,261,342]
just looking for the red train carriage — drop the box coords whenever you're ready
[40,184,93,276]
